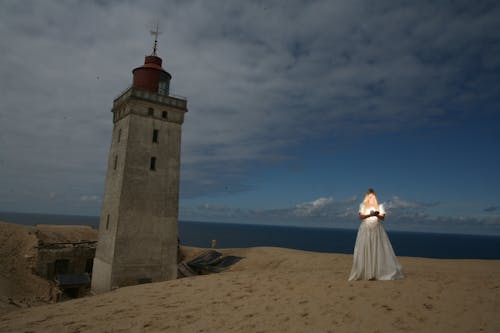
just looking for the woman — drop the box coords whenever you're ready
[348,188,403,281]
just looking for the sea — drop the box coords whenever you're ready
[1,211,499,260]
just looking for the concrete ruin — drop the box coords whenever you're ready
[34,225,97,300]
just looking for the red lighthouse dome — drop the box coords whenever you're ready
[132,54,171,96]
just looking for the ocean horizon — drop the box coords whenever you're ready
[1,211,499,260]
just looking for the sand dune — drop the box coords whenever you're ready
[1,245,499,332]
[0,222,55,314]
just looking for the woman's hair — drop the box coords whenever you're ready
[363,188,379,208]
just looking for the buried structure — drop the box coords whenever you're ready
[34,224,97,300]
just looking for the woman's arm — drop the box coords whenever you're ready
[358,212,385,221]
[359,212,374,220]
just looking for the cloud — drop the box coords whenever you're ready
[484,206,498,213]
[182,194,500,234]
[182,195,359,224]
[291,196,360,218]
[292,197,335,217]
[183,194,415,225]
[0,1,499,214]
[80,195,100,202]
[384,196,440,211]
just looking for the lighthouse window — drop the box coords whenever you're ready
[162,111,168,119]
[113,155,118,170]
[106,214,110,230]
[152,129,159,143]
[148,108,154,116]
[159,80,167,95]
[150,157,157,171]
[117,129,122,142]
[159,72,170,96]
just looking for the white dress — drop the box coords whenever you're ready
[348,203,404,281]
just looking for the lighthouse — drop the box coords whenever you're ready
[91,35,187,293]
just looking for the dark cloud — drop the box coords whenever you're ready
[484,206,498,213]
[1,0,499,216]
[168,0,500,198]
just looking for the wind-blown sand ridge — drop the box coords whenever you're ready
[1,242,499,332]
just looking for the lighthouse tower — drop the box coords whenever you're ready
[91,36,187,293]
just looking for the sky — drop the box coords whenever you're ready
[1,0,499,235]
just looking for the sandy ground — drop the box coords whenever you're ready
[0,245,499,332]
[0,222,54,314]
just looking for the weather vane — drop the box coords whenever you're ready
[150,22,161,56]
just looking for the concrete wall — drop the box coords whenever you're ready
[91,257,112,294]
[91,115,130,292]
[36,245,95,280]
[92,90,186,293]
